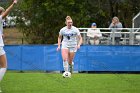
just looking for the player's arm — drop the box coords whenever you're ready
[78,34,82,46]
[77,34,82,49]
[2,0,17,19]
[57,35,62,51]
[58,35,62,47]
[76,28,82,49]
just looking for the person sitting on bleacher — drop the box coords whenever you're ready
[87,22,102,45]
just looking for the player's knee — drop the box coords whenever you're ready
[63,59,68,62]
[1,65,7,68]
[0,62,7,68]
[69,58,73,62]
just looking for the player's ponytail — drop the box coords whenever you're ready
[65,16,72,20]
[65,16,72,24]
[0,7,5,14]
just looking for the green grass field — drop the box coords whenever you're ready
[1,72,140,93]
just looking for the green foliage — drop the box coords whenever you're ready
[12,0,140,44]
[16,0,93,44]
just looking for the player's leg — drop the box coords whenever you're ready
[61,48,69,72]
[68,52,75,74]
[0,48,7,92]
[0,54,7,80]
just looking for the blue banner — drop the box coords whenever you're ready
[4,45,140,71]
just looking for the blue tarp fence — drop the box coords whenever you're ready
[4,45,140,71]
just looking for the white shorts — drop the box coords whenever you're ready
[0,47,5,56]
[62,44,77,52]
[62,47,77,52]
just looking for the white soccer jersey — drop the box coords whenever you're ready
[0,15,4,46]
[59,26,80,48]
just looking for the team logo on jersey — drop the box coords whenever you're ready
[63,33,76,40]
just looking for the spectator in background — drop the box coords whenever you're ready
[87,22,102,45]
[109,16,123,45]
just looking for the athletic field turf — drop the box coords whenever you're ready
[1,72,140,93]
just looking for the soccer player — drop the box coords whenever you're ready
[57,16,82,74]
[0,0,17,92]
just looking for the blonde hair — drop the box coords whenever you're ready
[0,6,5,14]
[65,16,72,23]
[65,16,72,20]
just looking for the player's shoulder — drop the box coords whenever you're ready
[72,26,79,31]
[72,26,78,29]
[60,26,67,31]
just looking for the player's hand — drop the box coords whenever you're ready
[13,0,17,4]
[57,46,60,51]
[76,45,80,50]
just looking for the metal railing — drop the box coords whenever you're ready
[4,28,140,45]
[79,28,140,45]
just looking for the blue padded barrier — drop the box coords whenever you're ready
[4,45,140,71]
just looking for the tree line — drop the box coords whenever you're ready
[1,0,140,44]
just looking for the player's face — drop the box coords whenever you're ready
[66,19,73,29]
